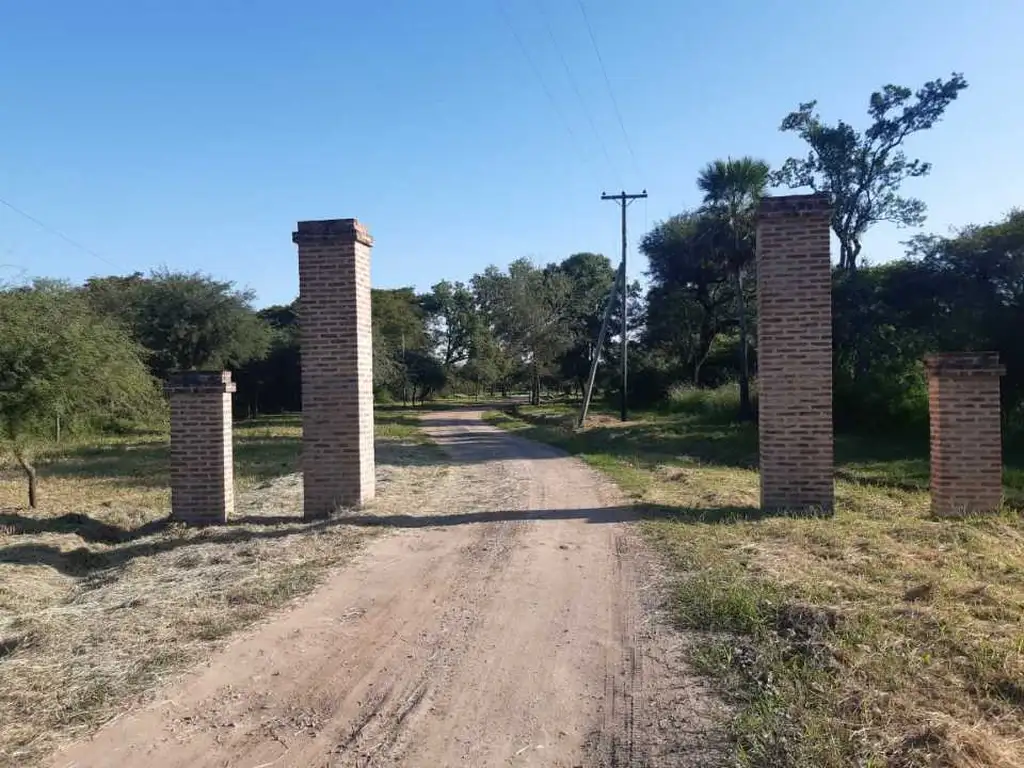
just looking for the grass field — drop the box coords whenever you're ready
[0,411,440,767]
[487,401,1024,768]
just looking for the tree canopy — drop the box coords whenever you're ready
[774,73,968,270]
[0,282,160,506]
[696,156,770,417]
[83,269,271,379]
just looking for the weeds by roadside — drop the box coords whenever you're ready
[488,402,1024,767]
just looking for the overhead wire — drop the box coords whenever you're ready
[532,0,623,188]
[494,0,592,169]
[575,0,644,183]
[0,196,120,270]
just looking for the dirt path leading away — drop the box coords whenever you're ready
[49,410,719,768]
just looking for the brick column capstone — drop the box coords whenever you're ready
[164,370,236,524]
[925,352,1005,516]
[756,193,834,514]
[293,218,375,519]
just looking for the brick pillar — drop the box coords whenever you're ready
[925,352,1005,516]
[756,193,834,513]
[164,371,235,524]
[293,219,375,519]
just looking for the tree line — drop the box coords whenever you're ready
[3,70,1021,508]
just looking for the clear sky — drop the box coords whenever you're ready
[1,0,1021,308]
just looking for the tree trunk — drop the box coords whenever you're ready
[15,451,37,509]
[734,268,753,420]
[839,238,861,271]
[693,318,716,387]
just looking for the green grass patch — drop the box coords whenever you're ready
[489,401,1024,767]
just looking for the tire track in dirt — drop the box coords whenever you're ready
[48,410,723,768]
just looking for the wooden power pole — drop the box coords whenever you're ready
[601,189,647,421]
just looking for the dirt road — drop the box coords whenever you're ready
[49,410,719,768]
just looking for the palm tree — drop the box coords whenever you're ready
[697,156,771,420]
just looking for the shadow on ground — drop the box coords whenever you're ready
[499,406,1024,501]
[30,408,526,488]
[1,499,819,577]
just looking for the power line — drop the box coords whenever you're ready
[533,0,622,187]
[0,196,120,270]
[575,0,644,182]
[495,0,590,167]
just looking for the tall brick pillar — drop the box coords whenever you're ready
[756,193,834,513]
[293,219,375,519]
[925,352,1005,516]
[165,371,235,524]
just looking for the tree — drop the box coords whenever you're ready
[828,209,1024,432]
[371,287,431,402]
[461,325,516,397]
[472,260,572,405]
[83,270,272,379]
[233,301,301,416]
[371,287,430,352]
[0,282,160,507]
[908,209,1024,418]
[641,212,736,386]
[773,73,968,270]
[402,350,447,405]
[421,280,478,371]
[553,253,617,395]
[697,156,770,418]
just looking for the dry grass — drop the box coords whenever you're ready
[487,404,1024,768]
[0,411,445,767]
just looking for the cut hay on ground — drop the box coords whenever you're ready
[0,415,446,767]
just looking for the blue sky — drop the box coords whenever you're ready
[1,0,1021,307]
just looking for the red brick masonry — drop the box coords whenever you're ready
[756,193,834,513]
[925,352,1005,516]
[165,370,236,524]
[293,219,376,519]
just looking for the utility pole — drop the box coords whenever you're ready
[601,189,647,421]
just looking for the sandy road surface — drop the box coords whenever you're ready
[49,410,719,768]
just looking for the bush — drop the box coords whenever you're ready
[833,361,930,434]
[664,382,754,422]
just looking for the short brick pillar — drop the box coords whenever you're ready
[925,352,1005,516]
[293,219,375,519]
[164,371,236,524]
[756,193,834,513]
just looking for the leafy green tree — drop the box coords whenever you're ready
[460,325,515,397]
[641,212,736,386]
[829,209,1023,434]
[80,272,146,319]
[473,259,572,405]
[402,350,447,405]
[774,73,968,270]
[553,253,618,395]
[832,262,936,430]
[421,280,478,370]
[83,269,271,378]
[233,301,300,416]
[697,156,770,418]
[370,287,430,402]
[908,209,1024,419]
[0,282,160,506]
[371,287,430,352]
